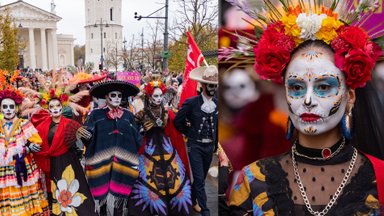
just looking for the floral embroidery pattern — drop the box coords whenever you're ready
[52,165,87,216]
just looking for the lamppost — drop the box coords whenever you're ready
[141,28,144,73]
[134,0,169,71]
[122,37,127,71]
[94,18,109,71]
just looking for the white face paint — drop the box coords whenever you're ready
[106,91,122,108]
[223,69,259,109]
[151,88,164,106]
[285,48,348,136]
[1,98,16,120]
[48,99,63,118]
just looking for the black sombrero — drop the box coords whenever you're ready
[90,80,140,98]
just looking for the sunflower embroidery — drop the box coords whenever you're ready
[52,165,87,216]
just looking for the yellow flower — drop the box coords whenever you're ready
[52,165,87,216]
[316,17,344,44]
[281,14,302,45]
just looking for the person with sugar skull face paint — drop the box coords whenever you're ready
[227,1,384,215]
[79,80,142,215]
[174,65,219,216]
[19,77,97,216]
[0,72,49,215]
[128,80,192,216]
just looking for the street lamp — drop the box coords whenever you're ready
[94,18,109,71]
[122,37,127,71]
[134,0,169,71]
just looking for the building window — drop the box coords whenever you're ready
[91,33,93,39]
[91,48,93,53]
[115,32,117,39]
[103,48,105,52]
[110,8,113,21]
[104,32,106,38]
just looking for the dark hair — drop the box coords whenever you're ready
[352,81,384,159]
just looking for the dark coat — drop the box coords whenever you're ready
[174,95,218,149]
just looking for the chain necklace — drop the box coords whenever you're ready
[291,146,358,216]
[146,106,165,127]
[292,137,346,161]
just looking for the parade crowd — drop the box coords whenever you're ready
[0,66,218,216]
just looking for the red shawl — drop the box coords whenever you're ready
[33,112,81,181]
[165,110,191,178]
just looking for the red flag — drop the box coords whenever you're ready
[178,32,205,108]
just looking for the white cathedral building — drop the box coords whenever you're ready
[0,0,75,71]
[85,0,123,71]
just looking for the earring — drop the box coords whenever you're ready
[286,117,295,140]
[341,108,353,139]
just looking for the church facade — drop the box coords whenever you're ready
[0,0,75,71]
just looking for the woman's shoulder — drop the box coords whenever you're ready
[241,153,289,184]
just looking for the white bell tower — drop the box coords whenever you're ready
[84,0,123,71]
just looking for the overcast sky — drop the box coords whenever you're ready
[1,0,183,45]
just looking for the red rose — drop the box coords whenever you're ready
[331,37,351,52]
[60,94,69,102]
[40,99,47,106]
[254,46,291,84]
[343,49,374,89]
[364,42,382,61]
[339,26,368,49]
[49,89,55,98]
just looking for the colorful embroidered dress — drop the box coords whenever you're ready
[0,118,49,216]
[129,107,192,216]
[32,111,97,216]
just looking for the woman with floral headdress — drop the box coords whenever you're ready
[128,80,192,216]
[0,70,49,215]
[19,71,97,216]
[225,0,384,215]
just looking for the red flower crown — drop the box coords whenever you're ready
[0,88,24,105]
[144,81,167,96]
[254,21,382,89]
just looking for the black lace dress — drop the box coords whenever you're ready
[229,138,380,216]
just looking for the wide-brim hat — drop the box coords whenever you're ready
[189,65,218,84]
[90,80,140,98]
[77,74,107,84]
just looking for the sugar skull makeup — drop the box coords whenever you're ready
[1,98,16,120]
[204,83,218,97]
[285,48,348,136]
[150,88,164,106]
[48,99,63,118]
[222,69,259,109]
[106,91,122,108]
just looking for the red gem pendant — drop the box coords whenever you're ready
[322,148,332,159]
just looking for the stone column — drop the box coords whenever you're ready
[40,28,48,71]
[70,41,75,66]
[50,29,58,68]
[47,29,54,69]
[28,28,36,70]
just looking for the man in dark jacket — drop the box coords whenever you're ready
[174,66,218,216]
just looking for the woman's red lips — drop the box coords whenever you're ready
[300,113,321,122]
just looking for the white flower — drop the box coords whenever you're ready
[296,13,327,40]
[56,179,82,213]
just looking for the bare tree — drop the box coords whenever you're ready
[105,42,121,72]
[170,0,218,46]
[143,19,163,70]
